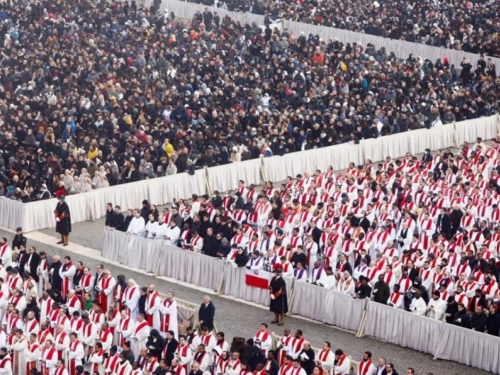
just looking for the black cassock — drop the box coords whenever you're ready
[269,276,288,314]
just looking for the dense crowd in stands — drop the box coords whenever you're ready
[197,0,500,55]
[1,0,500,203]
[106,136,500,336]
[0,231,417,375]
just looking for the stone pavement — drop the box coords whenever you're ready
[7,227,490,375]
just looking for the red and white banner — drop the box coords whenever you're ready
[245,269,271,289]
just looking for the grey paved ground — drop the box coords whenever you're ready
[10,226,490,375]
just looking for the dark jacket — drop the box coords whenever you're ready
[486,312,500,336]
[202,234,218,257]
[199,301,215,331]
[112,212,125,229]
[470,312,487,332]
[453,309,471,328]
[355,284,373,299]
[298,348,315,375]
[49,261,63,291]
[265,359,279,375]
[244,345,265,371]
[105,209,115,226]
[164,338,179,366]
[26,252,41,282]
[146,330,166,359]
[118,215,133,232]
[373,281,390,304]
[12,234,27,250]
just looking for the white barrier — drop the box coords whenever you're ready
[2,115,499,233]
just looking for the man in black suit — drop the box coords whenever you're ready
[199,296,215,331]
[111,206,125,229]
[25,246,41,282]
[49,255,63,291]
[163,330,179,366]
[105,203,115,227]
[469,288,487,312]
[265,351,280,375]
[436,207,451,239]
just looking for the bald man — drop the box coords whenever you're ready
[146,285,162,330]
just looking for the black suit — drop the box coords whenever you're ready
[26,252,41,282]
[436,213,451,239]
[164,338,178,366]
[105,209,115,226]
[49,261,63,291]
[199,301,215,331]
[354,255,371,268]
[18,250,29,274]
[112,213,125,229]
[265,359,279,375]
[405,268,418,282]
[469,295,487,312]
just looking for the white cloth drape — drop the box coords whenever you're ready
[207,159,261,192]
[3,116,500,233]
[158,0,500,74]
[455,115,500,146]
[0,198,24,230]
[291,282,365,331]
[434,323,500,373]
[364,301,443,355]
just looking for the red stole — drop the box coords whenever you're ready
[69,340,81,375]
[161,299,174,332]
[100,277,113,313]
[61,262,74,299]
[359,359,373,375]
[56,332,67,359]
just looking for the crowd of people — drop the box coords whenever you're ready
[195,0,500,55]
[1,0,500,205]
[105,135,500,337]
[0,232,422,375]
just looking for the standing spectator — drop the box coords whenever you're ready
[12,227,27,251]
[373,275,390,304]
[105,203,116,227]
[298,342,315,375]
[111,206,125,229]
[486,305,500,336]
[198,296,215,331]
[471,306,487,332]
[54,195,71,246]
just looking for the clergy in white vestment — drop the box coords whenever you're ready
[24,311,40,337]
[117,310,136,348]
[88,342,106,375]
[0,239,12,268]
[131,314,150,359]
[123,280,141,321]
[427,291,447,321]
[254,324,272,355]
[160,291,178,339]
[25,334,41,375]
[127,210,146,236]
[175,336,193,371]
[387,285,404,309]
[333,349,350,375]
[0,348,12,375]
[357,351,376,375]
[319,267,338,290]
[59,257,76,300]
[67,332,85,374]
[66,290,81,317]
[37,252,50,297]
[289,359,306,375]
[316,342,334,372]
[11,329,28,375]
[309,263,327,285]
[54,359,69,375]
[337,272,355,295]
[409,290,427,316]
[40,340,57,375]
[146,285,162,330]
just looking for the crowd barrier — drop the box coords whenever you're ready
[101,228,500,374]
[149,0,500,74]
[2,115,499,233]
